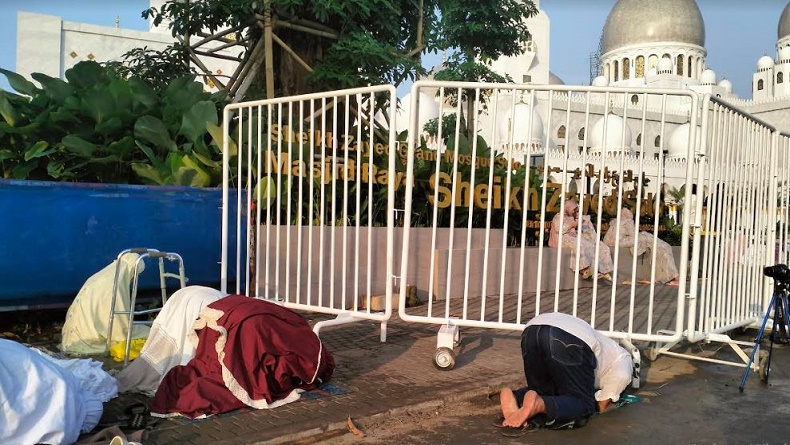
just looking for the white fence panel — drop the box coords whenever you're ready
[652,96,779,370]
[221,85,398,340]
[397,80,699,368]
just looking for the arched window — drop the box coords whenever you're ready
[648,54,659,71]
[635,56,645,78]
[557,125,567,139]
[623,58,630,80]
[613,60,619,81]
[687,57,693,78]
[568,179,578,195]
[636,133,642,146]
[676,54,684,76]
[655,135,662,148]
[578,127,586,141]
[631,94,639,105]
[758,79,765,90]
[778,72,784,84]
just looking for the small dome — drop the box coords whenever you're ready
[549,72,566,85]
[592,75,609,87]
[668,123,701,160]
[779,2,790,40]
[779,46,790,61]
[758,55,775,70]
[589,114,633,155]
[700,69,716,85]
[657,58,673,74]
[602,0,705,54]
[718,79,733,93]
[499,102,545,155]
[395,91,439,134]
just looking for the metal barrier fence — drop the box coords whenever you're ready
[221,85,398,341]
[650,96,780,369]
[221,80,786,374]
[397,80,700,370]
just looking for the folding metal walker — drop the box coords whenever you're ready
[105,248,187,365]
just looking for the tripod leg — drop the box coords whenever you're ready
[760,298,783,383]
[739,294,777,391]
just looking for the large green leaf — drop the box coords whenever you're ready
[179,155,211,186]
[24,141,54,161]
[171,167,200,187]
[108,79,133,112]
[31,73,75,103]
[64,61,107,90]
[81,87,115,124]
[134,116,177,152]
[131,162,168,185]
[95,117,123,136]
[180,101,218,143]
[134,141,165,169]
[107,136,135,160]
[0,93,19,126]
[12,161,37,179]
[253,176,277,208]
[206,121,237,158]
[0,68,37,96]
[127,78,158,110]
[62,135,98,157]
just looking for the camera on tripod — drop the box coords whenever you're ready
[763,264,790,282]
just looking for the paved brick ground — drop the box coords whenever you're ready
[102,318,526,445]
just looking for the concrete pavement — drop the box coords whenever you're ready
[99,315,790,445]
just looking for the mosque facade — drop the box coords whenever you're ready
[400,0,790,204]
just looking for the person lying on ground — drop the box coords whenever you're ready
[499,312,632,430]
[603,207,679,286]
[0,339,103,445]
[549,200,614,282]
[116,285,227,395]
[149,295,336,419]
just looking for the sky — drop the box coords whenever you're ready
[0,0,786,98]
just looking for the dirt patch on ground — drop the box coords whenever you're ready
[0,309,67,350]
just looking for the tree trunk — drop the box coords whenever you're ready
[274,28,325,97]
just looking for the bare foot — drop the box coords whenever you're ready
[500,388,519,420]
[664,279,679,286]
[503,390,546,428]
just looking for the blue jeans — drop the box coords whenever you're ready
[513,324,597,426]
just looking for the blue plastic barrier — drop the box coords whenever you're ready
[0,179,239,310]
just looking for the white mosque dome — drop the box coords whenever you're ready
[700,69,716,85]
[498,102,545,155]
[758,55,775,70]
[718,79,733,93]
[779,46,790,62]
[601,0,705,55]
[395,91,440,134]
[667,122,701,160]
[548,72,566,85]
[657,57,673,74]
[592,75,609,87]
[779,1,790,40]
[589,114,633,155]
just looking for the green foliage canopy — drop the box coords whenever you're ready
[137,0,538,98]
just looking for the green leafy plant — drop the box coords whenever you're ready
[0,61,227,185]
